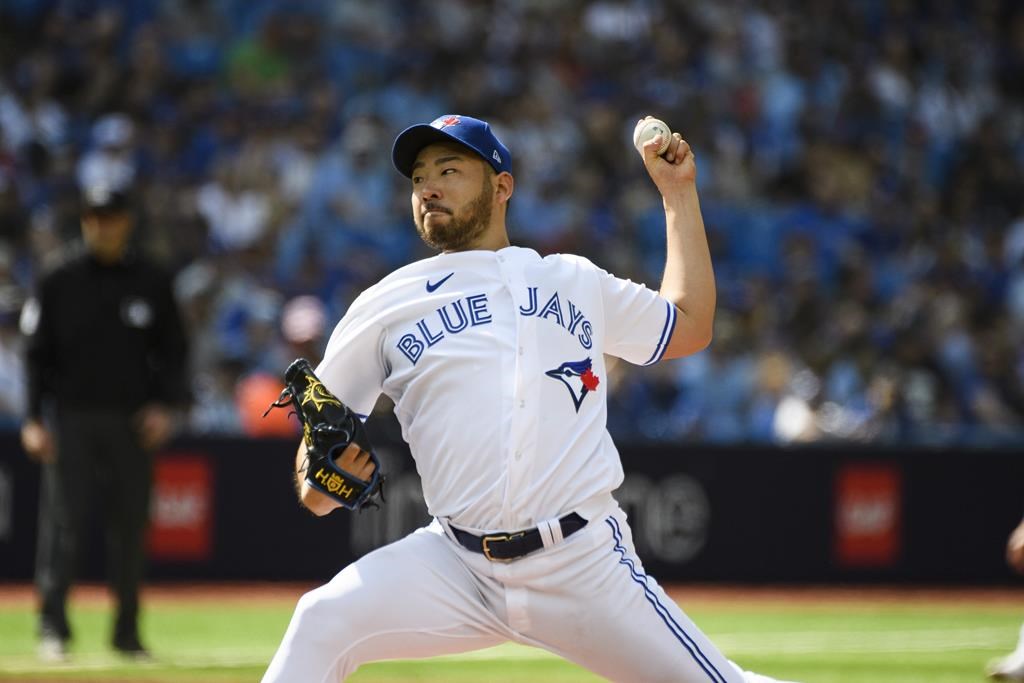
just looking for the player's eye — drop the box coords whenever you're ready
[441,168,456,175]
[412,176,423,184]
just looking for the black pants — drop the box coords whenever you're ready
[35,408,152,643]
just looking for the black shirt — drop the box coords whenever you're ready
[24,247,189,417]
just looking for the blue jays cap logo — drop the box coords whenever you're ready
[431,116,502,164]
[545,358,601,413]
[393,114,512,178]
[432,115,461,129]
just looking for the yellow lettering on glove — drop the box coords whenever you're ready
[326,473,344,493]
[311,467,357,501]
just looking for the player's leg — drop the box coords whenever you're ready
[988,621,1024,679]
[262,520,514,683]
[516,506,792,683]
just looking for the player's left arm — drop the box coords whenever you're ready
[293,440,376,516]
[638,120,716,360]
[282,310,386,515]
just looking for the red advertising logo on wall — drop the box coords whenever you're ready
[147,454,214,561]
[834,463,902,568]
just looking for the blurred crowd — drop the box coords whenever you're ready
[0,0,1022,445]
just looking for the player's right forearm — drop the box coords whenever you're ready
[659,184,716,357]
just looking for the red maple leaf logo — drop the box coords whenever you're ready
[442,116,460,127]
[581,368,600,391]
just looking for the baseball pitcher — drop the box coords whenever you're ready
[262,115,796,683]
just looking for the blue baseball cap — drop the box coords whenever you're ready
[392,115,512,178]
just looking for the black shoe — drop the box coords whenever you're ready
[112,635,152,661]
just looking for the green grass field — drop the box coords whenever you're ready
[0,585,1020,682]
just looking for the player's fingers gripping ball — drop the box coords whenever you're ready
[633,117,672,156]
[265,358,385,511]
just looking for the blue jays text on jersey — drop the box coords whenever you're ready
[314,246,676,531]
[396,286,594,365]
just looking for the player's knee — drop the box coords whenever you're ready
[294,589,321,617]
[267,589,364,683]
[291,584,363,643]
[292,591,341,640]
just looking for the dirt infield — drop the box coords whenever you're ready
[1,582,1022,609]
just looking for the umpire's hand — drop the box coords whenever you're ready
[137,403,174,451]
[21,418,55,464]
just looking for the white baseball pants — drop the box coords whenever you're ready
[262,500,792,683]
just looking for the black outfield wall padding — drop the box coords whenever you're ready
[1,433,1020,584]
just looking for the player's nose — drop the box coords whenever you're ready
[417,180,442,201]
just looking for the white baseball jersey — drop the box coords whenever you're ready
[266,246,794,683]
[315,245,676,531]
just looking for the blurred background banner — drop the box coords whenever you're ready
[0,0,1022,585]
[1,432,1021,584]
[146,453,215,562]
[833,462,902,569]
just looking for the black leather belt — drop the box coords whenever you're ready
[449,512,588,562]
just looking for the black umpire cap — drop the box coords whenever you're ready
[81,184,130,215]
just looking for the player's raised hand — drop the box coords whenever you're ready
[636,117,696,198]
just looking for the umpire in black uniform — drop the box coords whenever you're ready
[20,184,189,660]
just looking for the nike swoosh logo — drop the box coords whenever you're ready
[425,272,455,293]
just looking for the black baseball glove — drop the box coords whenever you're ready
[265,358,385,511]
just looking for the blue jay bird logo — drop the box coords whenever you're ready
[545,358,601,413]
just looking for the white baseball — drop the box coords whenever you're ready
[633,118,672,156]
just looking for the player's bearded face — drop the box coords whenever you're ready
[414,171,493,252]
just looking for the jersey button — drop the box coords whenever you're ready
[514,452,522,461]
[519,400,525,408]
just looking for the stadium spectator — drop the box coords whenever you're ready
[0,0,1020,446]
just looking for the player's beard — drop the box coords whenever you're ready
[415,175,493,252]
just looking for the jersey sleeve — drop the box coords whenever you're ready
[596,266,677,366]
[314,300,387,419]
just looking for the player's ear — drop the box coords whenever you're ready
[495,171,514,206]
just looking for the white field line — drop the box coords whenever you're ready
[0,649,273,674]
[0,628,1015,674]
[711,627,1015,655]
[434,627,1016,661]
